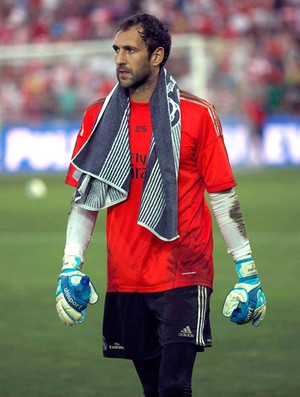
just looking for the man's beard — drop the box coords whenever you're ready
[117,67,152,90]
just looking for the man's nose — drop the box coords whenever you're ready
[115,50,126,64]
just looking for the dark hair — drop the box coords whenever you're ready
[117,13,172,68]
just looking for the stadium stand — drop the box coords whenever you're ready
[1,0,300,125]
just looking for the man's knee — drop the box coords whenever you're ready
[159,378,191,397]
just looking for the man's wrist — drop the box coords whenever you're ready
[235,255,258,278]
[62,255,83,272]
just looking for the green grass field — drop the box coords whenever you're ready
[0,168,299,397]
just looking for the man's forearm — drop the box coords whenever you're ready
[64,196,98,262]
[209,188,252,261]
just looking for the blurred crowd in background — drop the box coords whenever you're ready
[1,0,300,137]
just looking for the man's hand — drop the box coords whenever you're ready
[222,257,266,326]
[56,256,98,326]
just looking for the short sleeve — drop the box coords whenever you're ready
[65,100,104,187]
[195,107,236,193]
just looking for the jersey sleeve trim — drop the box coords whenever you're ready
[206,180,237,194]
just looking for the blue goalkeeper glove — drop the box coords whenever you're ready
[56,256,98,326]
[222,257,266,326]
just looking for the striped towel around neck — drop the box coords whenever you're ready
[71,68,181,241]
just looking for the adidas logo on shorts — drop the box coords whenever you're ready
[178,325,194,338]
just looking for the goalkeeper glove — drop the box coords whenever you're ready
[56,256,98,326]
[222,256,266,326]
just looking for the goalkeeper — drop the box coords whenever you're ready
[56,13,266,397]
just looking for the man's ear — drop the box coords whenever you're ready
[151,47,165,67]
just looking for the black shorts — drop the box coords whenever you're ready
[102,285,212,360]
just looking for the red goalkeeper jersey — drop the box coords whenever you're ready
[66,91,236,292]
